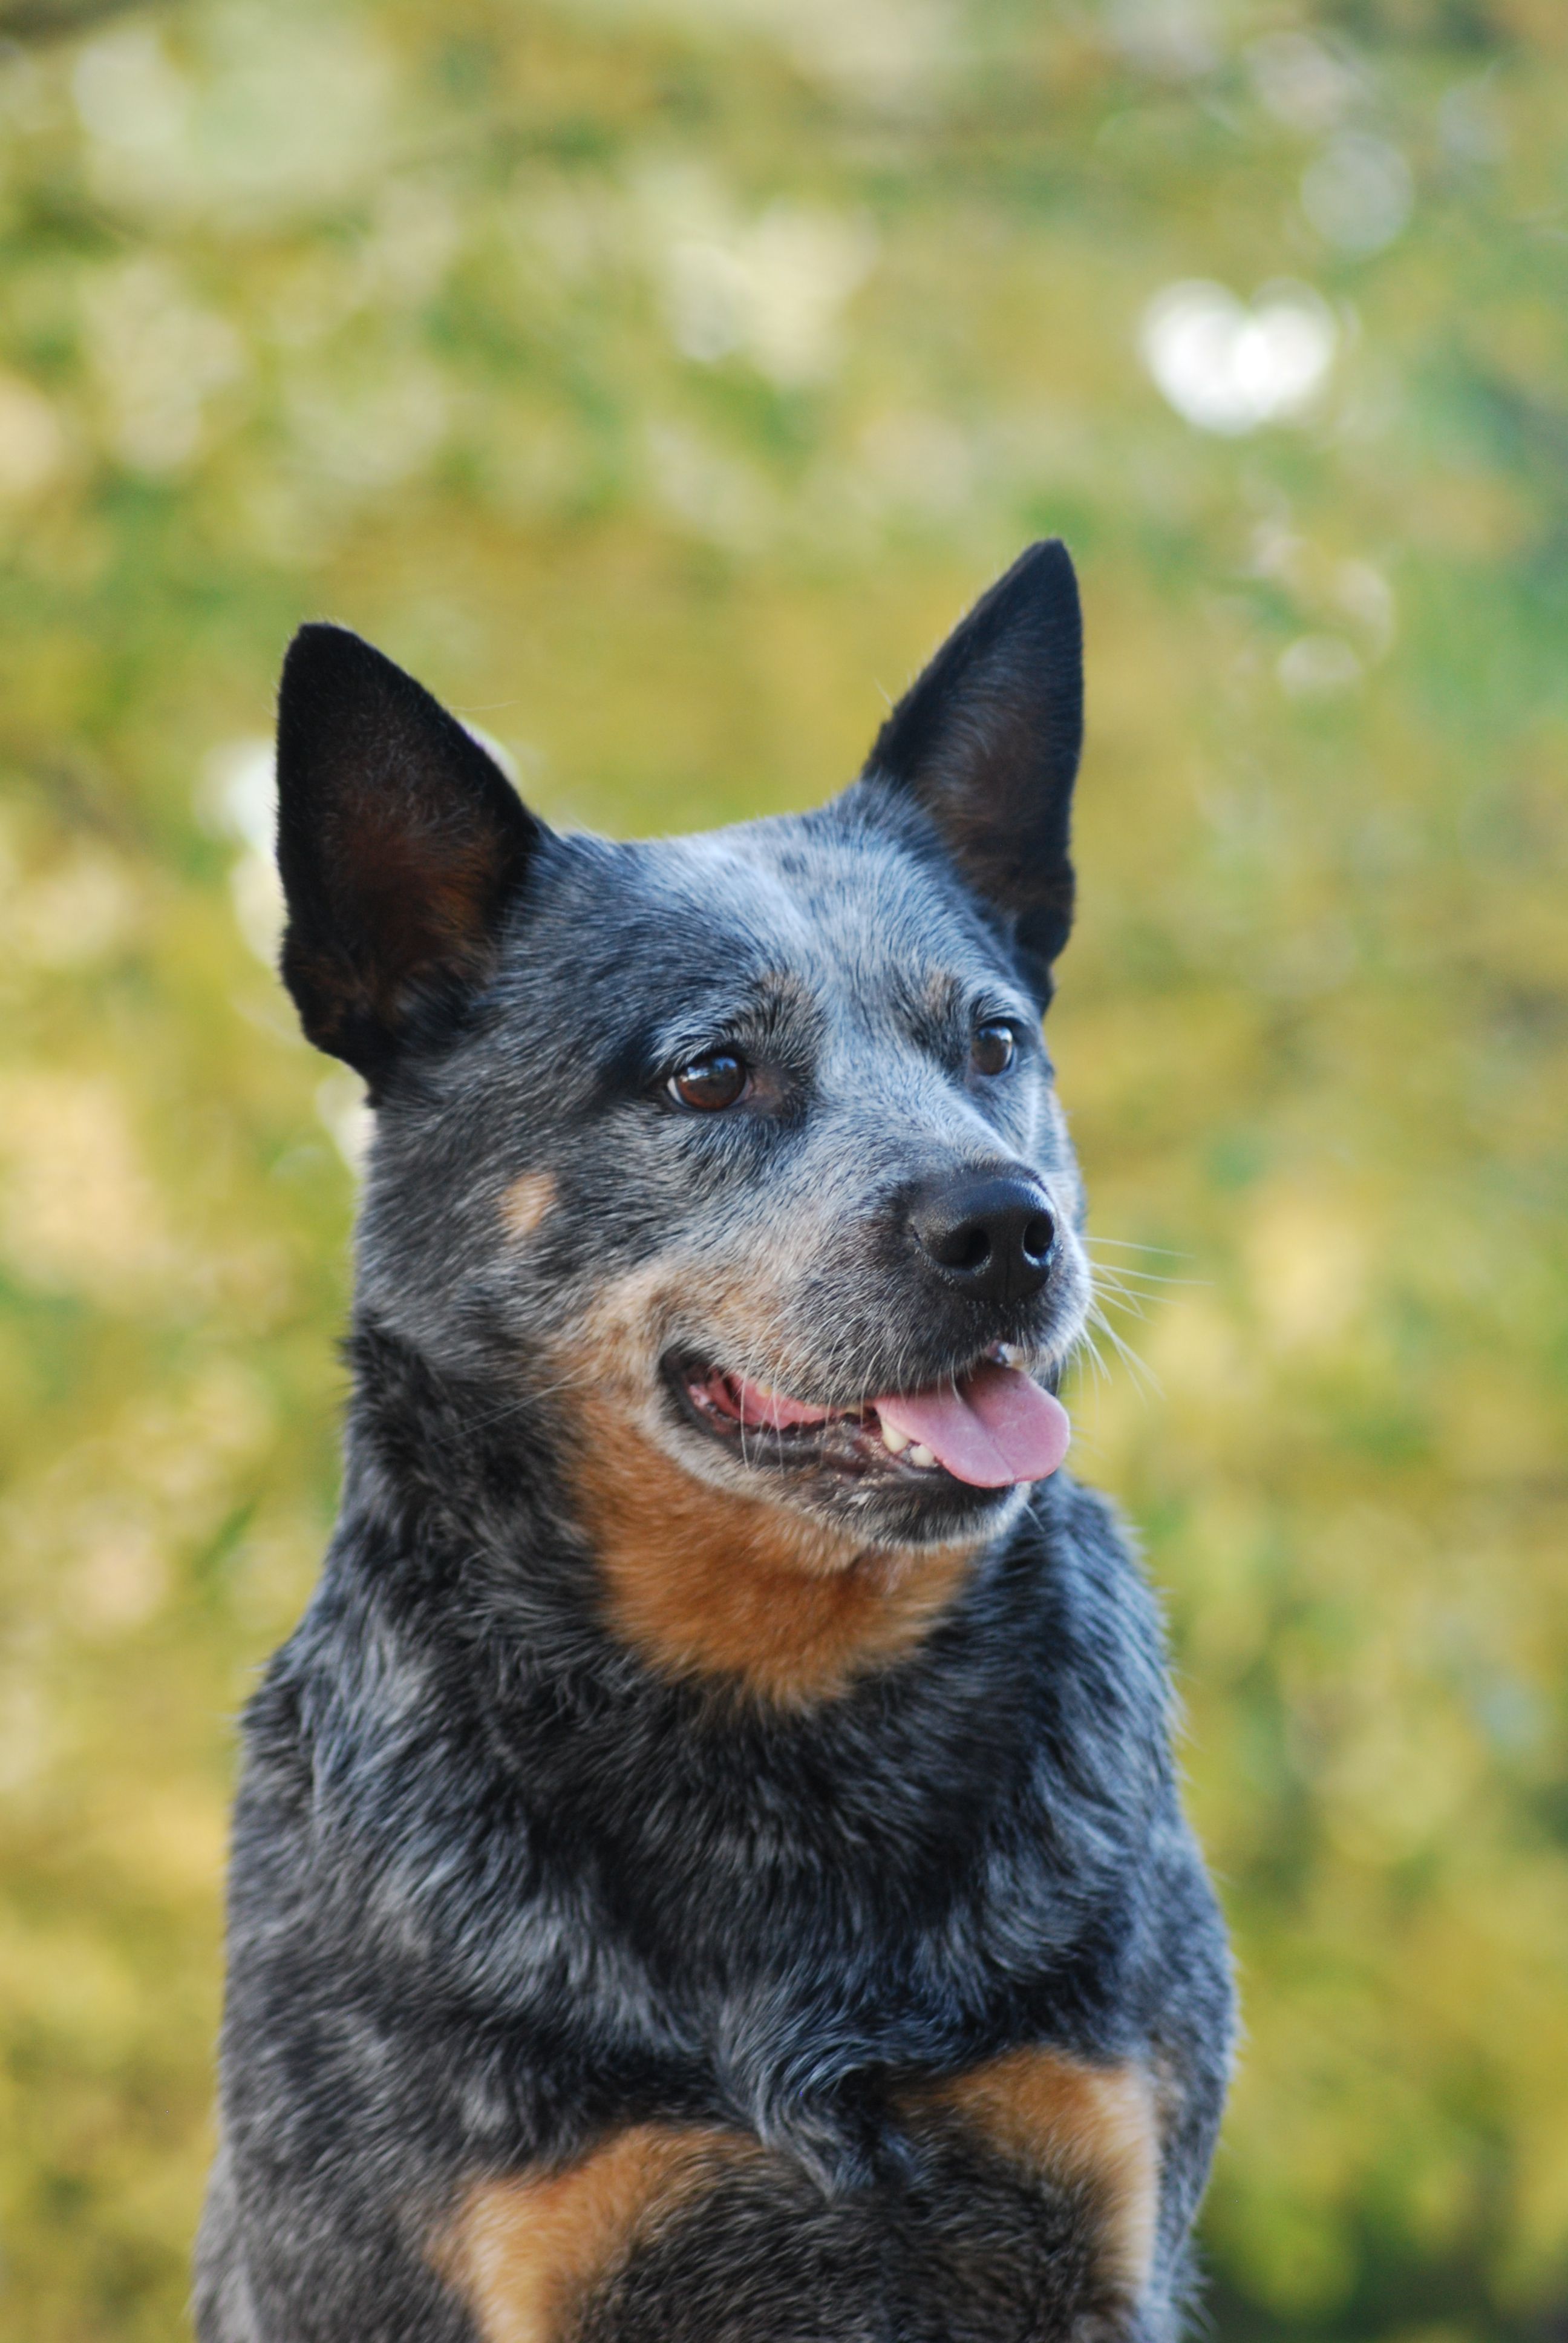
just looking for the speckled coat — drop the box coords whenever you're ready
[196,543,1234,2343]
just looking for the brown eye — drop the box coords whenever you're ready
[670,1051,749,1111]
[972,1021,1016,1077]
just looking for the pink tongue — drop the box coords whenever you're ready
[874,1365,1070,1489]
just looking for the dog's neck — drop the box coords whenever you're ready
[340,1317,984,1711]
[569,1396,982,1709]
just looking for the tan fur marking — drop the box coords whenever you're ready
[437,2124,762,2343]
[542,1257,979,1703]
[500,1171,557,1241]
[904,2049,1160,2296]
[572,1406,975,1708]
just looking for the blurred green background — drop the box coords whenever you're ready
[0,0,1564,2335]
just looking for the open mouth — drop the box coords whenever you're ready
[667,1346,1070,1491]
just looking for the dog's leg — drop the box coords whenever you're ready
[896,2048,1165,2340]
[193,2141,275,2343]
[434,2125,773,2343]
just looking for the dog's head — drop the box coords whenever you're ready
[275,543,1091,1557]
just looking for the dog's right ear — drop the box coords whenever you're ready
[275,624,541,1095]
[860,540,1082,992]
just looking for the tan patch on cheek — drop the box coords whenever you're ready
[570,1240,840,1412]
[500,1171,557,1241]
[571,1404,975,1709]
[436,2123,763,2343]
[902,2049,1160,2298]
[561,1257,688,1403]
[552,1257,976,1706]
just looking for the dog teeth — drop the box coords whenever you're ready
[907,1443,937,1470]
[993,1343,1026,1369]
[879,1419,912,1455]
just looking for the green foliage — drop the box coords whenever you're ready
[0,1,1564,2335]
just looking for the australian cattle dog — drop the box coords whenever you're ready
[197,542,1234,2341]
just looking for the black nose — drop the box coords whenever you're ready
[909,1172,1057,1306]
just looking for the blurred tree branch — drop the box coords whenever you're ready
[0,0,165,43]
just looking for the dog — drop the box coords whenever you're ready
[196,541,1233,2342]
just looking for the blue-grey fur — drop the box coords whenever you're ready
[197,543,1234,2342]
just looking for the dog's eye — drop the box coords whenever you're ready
[971,1021,1017,1077]
[669,1051,749,1111]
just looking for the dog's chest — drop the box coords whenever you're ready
[436,2046,1159,2343]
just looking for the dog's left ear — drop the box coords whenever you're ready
[861,539,1082,987]
[274,624,543,1095]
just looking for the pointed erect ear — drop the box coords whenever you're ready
[274,624,541,1093]
[861,539,1083,985]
